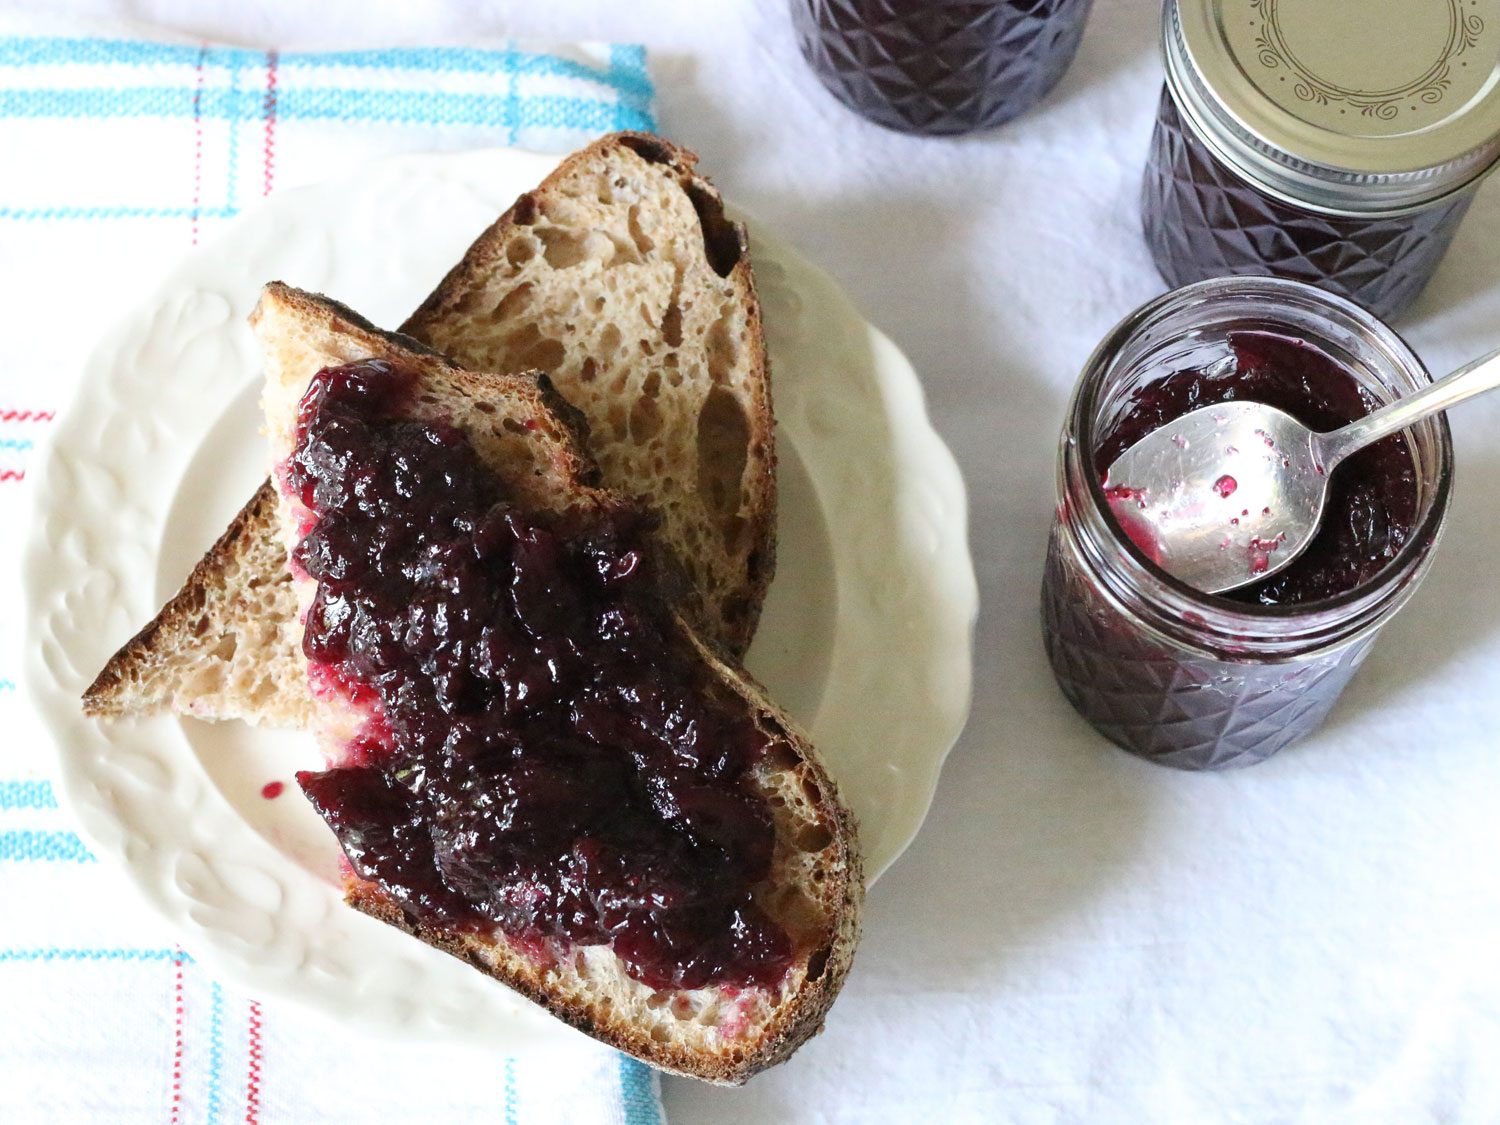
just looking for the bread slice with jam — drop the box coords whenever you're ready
[253,282,860,1083]
[83,131,773,724]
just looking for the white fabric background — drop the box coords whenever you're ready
[9,0,1500,1121]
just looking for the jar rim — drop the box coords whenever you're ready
[1063,277,1454,658]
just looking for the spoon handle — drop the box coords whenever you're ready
[1318,346,1500,469]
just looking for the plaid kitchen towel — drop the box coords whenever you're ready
[0,17,664,1125]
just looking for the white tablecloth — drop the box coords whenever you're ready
[15,0,1500,1120]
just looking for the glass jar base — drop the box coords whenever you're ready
[1041,545,1373,771]
[791,0,1094,136]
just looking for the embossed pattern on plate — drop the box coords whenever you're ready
[21,149,977,1050]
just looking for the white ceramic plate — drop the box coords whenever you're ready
[21,149,977,1052]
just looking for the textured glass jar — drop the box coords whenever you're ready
[1041,278,1453,770]
[1142,0,1500,321]
[1143,90,1478,321]
[791,0,1094,135]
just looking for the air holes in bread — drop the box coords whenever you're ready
[630,395,663,443]
[525,338,566,371]
[510,193,538,225]
[579,357,599,384]
[505,237,538,267]
[662,300,683,348]
[475,401,497,415]
[505,323,566,371]
[489,283,534,323]
[707,315,737,385]
[600,324,622,354]
[607,399,628,440]
[618,133,675,165]
[697,387,749,523]
[773,885,821,935]
[793,820,834,853]
[805,947,831,982]
[684,182,742,278]
[536,227,594,270]
[765,744,799,773]
[627,204,655,255]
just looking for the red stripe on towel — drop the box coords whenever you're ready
[262,52,279,197]
[170,948,185,1125]
[245,1000,263,1124]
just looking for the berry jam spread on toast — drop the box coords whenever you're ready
[285,360,792,991]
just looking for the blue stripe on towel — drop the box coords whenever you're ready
[0,204,238,221]
[0,781,56,809]
[206,981,225,1123]
[619,1056,662,1125]
[0,947,191,962]
[0,38,655,102]
[0,831,94,862]
[0,87,654,131]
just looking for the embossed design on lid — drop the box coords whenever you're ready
[1168,0,1500,212]
[1232,0,1489,133]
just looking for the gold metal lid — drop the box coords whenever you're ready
[1166,0,1500,213]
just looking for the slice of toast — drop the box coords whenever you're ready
[254,283,860,1083]
[82,481,314,725]
[84,131,773,724]
[402,132,775,655]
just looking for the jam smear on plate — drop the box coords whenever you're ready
[1095,332,1420,606]
[286,360,793,991]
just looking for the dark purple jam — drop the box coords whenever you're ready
[1142,91,1475,321]
[1096,331,1419,606]
[792,0,1094,135]
[286,360,792,992]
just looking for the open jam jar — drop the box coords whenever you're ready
[792,0,1095,135]
[1142,0,1500,321]
[1041,278,1453,770]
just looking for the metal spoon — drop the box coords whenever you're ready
[1102,346,1500,594]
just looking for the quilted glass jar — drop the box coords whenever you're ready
[1041,278,1453,771]
[1142,0,1500,321]
[791,0,1095,135]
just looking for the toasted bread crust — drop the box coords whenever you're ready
[403,132,776,656]
[254,284,860,1083]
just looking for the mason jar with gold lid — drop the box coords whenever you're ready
[1142,0,1500,319]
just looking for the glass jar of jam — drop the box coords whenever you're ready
[1041,278,1453,770]
[791,0,1095,135]
[1142,0,1500,321]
